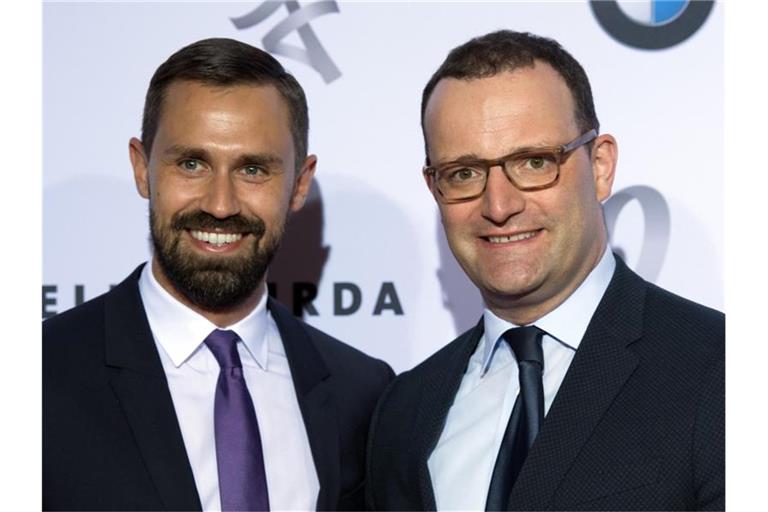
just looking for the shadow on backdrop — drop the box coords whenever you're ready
[268,179,330,318]
[435,213,483,335]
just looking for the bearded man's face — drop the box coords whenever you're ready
[129,81,317,311]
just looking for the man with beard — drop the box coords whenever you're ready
[43,38,394,511]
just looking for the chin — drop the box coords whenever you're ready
[478,270,546,303]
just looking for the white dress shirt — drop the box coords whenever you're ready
[138,263,320,511]
[428,249,616,510]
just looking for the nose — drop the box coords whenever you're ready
[200,171,241,219]
[480,165,526,225]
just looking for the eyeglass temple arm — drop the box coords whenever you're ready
[563,129,598,153]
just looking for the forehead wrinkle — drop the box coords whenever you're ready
[477,111,524,135]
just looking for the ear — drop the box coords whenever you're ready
[591,134,618,202]
[290,154,318,212]
[129,137,150,199]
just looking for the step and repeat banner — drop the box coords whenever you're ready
[43,1,722,372]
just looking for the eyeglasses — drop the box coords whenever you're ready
[423,129,598,203]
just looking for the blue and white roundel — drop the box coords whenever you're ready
[617,0,690,26]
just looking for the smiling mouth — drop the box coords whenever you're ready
[189,229,244,247]
[483,229,542,244]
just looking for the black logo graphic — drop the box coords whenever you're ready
[591,0,714,50]
[42,281,403,320]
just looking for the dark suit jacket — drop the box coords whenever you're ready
[367,257,724,511]
[43,265,394,511]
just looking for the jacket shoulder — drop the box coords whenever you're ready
[643,281,724,359]
[43,266,143,347]
[43,267,144,377]
[42,292,111,366]
[646,279,723,322]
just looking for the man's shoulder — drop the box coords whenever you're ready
[606,260,724,394]
[640,280,724,361]
[378,321,480,405]
[43,268,141,345]
[644,280,724,328]
[43,277,133,385]
[410,323,479,375]
[609,256,723,359]
[268,298,394,381]
[43,289,114,353]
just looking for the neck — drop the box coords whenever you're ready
[150,258,264,328]
[486,243,607,326]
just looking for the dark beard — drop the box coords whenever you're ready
[150,208,281,311]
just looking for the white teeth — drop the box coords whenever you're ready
[190,230,243,246]
[487,231,538,244]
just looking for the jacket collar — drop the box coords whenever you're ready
[103,264,203,510]
[507,255,645,509]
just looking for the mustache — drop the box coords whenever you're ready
[171,211,266,238]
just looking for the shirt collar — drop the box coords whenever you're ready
[480,248,616,375]
[138,260,270,370]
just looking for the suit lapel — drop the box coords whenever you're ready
[413,319,485,510]
[104,266,202,511]
[269,299,339,511]
[507,257,645,510]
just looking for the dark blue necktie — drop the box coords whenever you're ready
[485,326,545,511]
[205,329,270,511]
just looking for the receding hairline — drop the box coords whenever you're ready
[422,61,583,149]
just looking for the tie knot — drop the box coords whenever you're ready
[502,326,544,366]
[204,329,242,369]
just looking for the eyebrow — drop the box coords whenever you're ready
[162,145,285,168]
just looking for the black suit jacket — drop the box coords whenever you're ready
[43,265,394,511]
[367,257,724,511]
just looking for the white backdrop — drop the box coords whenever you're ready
[43,1,723,372]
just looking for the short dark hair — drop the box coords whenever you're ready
[141,38,309,167]
[421,30,599,159]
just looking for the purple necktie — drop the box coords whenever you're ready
[205,329,270,511]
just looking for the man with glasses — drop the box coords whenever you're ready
[367,30,724,511]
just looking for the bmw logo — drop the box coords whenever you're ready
[591,0,715,50]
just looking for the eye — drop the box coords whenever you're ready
[179,159,203,173]
[241,165,270,179]
[446,166,483,183]
[522,154,557,172]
